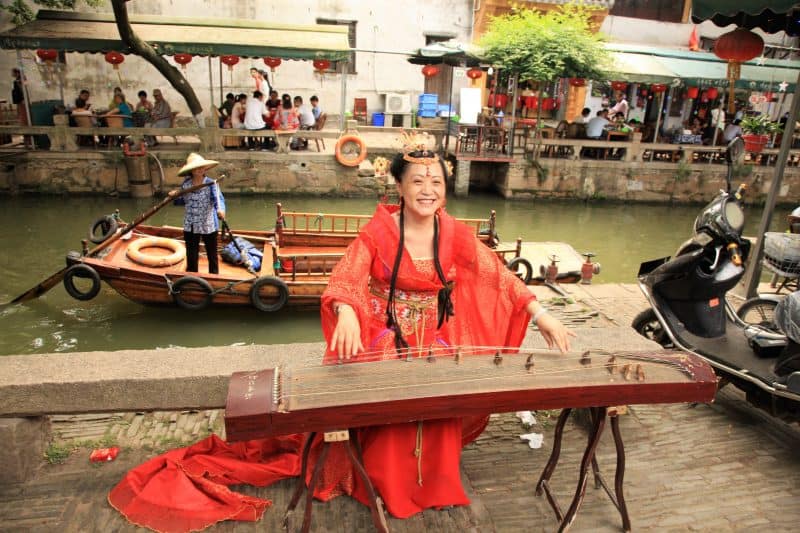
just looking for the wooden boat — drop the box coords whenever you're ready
[63,204,511,311]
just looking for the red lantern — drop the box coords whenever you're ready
[611,81,628,91]
[706,87,719,100]
[650,84,667,94]
[714,28,765,113]
[764,91,775,101]
[36,49,58,63]
[220,55,239,72]
[640,88,648,96]
[525,96,538,110]
[313,59,331,72]
[542,97,556,111]
[686,86,699,99]
[421,64,440,78]
[104,51,124,70]
[569,77,586,87]
[264,57,282,71]
[173,53,192,70]
[466,67,483,80]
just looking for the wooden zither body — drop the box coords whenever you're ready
[225,348,718,442]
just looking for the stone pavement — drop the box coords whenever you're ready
[1,283,799,532]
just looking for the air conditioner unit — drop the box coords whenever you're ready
[384,93,411,114]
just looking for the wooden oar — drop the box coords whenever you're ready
[0,176,226,309]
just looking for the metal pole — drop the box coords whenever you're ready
[508,73,518,155]
[208,56,215,120]
[16,50,34,150]
[339,60,347,131]
[445,64,455,154]
[739,68,800,298]
[218,58,223,104]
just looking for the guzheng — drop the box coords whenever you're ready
[224,348,717,442]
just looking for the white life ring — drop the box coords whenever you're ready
[126,237,186,267]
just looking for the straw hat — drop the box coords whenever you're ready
[177,152,219,176]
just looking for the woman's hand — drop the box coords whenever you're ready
[329,304,364,360]
[526,300,575,353]
[167,189,179,198]
[536,312,575,353]
[217,210,225,220]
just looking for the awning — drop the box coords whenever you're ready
[0,10,351,61]
[606,43,800,92]
[691,1,800,35]
[609,52,677,84]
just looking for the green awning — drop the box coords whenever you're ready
[0,10,351,61]
[609,52,677,84]
[691,1,800,35]
[606,43,800,92]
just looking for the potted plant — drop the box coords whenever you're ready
[740,114,781,152]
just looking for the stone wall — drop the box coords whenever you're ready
[468,158,800,206]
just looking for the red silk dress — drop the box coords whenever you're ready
[108,203,534,532]
[314,203,535,518]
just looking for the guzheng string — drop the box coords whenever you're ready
[279,346,696,400]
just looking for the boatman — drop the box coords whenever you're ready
[169,153,226,274]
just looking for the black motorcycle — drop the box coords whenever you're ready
[632,138,800,422]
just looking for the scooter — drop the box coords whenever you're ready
[632,138,800,422]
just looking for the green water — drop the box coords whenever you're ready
[0,194,791,355]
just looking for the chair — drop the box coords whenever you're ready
[104,115,124,148]
[169,111,179,144]
[72,115,97,148]
[313,112,327,152]
[353,98,367,124]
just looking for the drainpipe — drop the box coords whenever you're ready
[16,50,34,150]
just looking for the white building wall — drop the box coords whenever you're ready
[0,0,473,120]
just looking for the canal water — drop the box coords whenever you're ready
[0,194,791,356]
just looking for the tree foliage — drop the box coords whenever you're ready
[1,0,104,26]
[480,4,612,82]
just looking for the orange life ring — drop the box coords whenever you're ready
[126,237,186,267]
[335,134,367,167]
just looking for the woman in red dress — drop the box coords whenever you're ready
[108,133,572,532]
[314,133,573,517]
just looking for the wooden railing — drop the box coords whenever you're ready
[454,124,800,167]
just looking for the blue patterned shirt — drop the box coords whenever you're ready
[175,176,225,234]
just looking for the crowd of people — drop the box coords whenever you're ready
[217,89,324,151]
[68,86,173,146]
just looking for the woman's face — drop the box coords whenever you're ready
[396,161,446,219]
[250,68,259,78]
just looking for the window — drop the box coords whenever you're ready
[317,18,357,74]
[610,0,687,24]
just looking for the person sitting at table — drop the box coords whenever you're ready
[579,107,591,124]
[133,90,153,127]
[610,92,629,119]
[218,92,235,128]
[74,88,91,110]
[244,90,270,150]
[723,119,743,143]
[310,94,323,122]
[278,94,299,130]
[104,93,133,127]
[266,89,281,111]
[294,95,315,149]
[145,89,172,146]
[230,93,246,130]
[585,109,610,139]
[71,98,97,146]
[108,86,123,110]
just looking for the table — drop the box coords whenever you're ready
[672,133,703,144]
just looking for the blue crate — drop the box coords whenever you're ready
[437,104,452,113]
[419,93,438,105]
[419,103,438,112]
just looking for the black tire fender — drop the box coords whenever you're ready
[63,264,101,301]
[507,257,533,284]
[89,215,118,244]
[171,276,213,311]
[250,276,289,312]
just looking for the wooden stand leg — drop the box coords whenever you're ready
[610,414,632,533]
[283,432,317,531]
[535,407,571,522]
[344,429,390,532]
[558,406,607,533]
